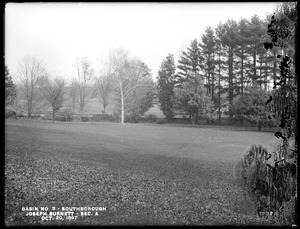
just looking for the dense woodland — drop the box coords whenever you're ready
[157,9,296,129]
[5,3,296,130]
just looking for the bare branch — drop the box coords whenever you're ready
[17,56,46,117]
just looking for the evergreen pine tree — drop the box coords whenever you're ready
[177,39,204,86]
[247,15,267,85]
[235,18,252,95]
[5,65,16,107]
[216,20,239,120]
[200,26,216,101]
[214,38,227,124]
[157,54,177,121]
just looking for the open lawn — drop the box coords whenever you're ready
[5,120,279,226]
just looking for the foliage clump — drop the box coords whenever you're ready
[237,2,297,225]
[155,119,168,124]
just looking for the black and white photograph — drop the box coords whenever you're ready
[4,2,297,226]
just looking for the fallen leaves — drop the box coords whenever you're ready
[5,143,273,226]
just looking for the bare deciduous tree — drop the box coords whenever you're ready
[74,56,96,117]
[106,47,152,124]
[17,56,45,118]
[95,71,112,114]
[68,80,79,113]
[43,75,65,121]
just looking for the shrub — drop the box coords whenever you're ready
[54,115,71,122]
[16,113,25,119]
[55,116,65,121]
[67,115,73,121]
[72,114,81,121]
[54,114,72,122]
[236,143,297,225]
[91,114,102,122]
[141,114,157,123]
[155,118,167,124]
[41,116,48,120]
[261,119,277,128]
[5,109,17,119]
[90,114,117,122]
[125,115,139,123]
[55,108,73,122]
[31,114,40,119]
[81,116,89,122]
[102,114,116,122]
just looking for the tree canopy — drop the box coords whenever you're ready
[5,65,16,107]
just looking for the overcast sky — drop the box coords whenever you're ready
[5,2,279,83]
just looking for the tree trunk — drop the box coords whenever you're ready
[264,59,268,90]
[241,53,244,95]
[195,112,198,125]
[103,104,106,115]
[28,107,31,119]
[228,48,234,120]
[52,108,55,122]
[79,90,85,120]
[207,76,211,96]
[121,93,124,125]
[259,61,262,88]
[211,53,215,102]
[211,73,215,102]
[218,58,221,125]
[258,119,262,131]
[191,114,195,127]
[253,47,257,84]
[166,111,173,122]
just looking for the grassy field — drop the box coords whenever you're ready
[5,120,279,226]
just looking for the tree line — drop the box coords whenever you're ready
[5,48,156,125]
[157,7,295,129]
[5,3,296,129]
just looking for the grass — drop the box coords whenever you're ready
[5,119,278,226]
